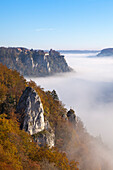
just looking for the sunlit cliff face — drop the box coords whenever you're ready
[26,52,113,151]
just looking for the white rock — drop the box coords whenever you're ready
[17,87,45,135]
[17,87,55,148]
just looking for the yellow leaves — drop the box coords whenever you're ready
[0,63,26,113]
[0,64,79,169]
[69,160,79,170]
[0,117,17,145]
[0,115,40,169]
[0,139,23,170]
[0,82,8,104]
[4,140,18,155]
[31,146,79,170]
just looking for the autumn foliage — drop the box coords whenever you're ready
[0,63,111,170]
[0,63,26,114]
[0,63,79,170]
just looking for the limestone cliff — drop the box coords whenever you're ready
[0,47,72,77]
[16,87,55,148]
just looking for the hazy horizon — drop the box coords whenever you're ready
[0,45,101,52]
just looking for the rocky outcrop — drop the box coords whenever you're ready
[16,87,55,148]
[16,87,45,134]
[0,47,72,77]
[16,87,78,148]
[51,90,59,101]
[67,109,77,123]
[97,48,113,57]
[63,109,78,126]
[33,120,55,148]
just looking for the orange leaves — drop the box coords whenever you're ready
[0,115,79,169]
[0,82,8,104]
[32,146,78,170]
[0,64,79,169]
[0,115,40,169]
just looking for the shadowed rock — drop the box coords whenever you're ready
[67,109,78,125]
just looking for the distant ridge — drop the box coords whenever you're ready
[0,47,72,77]
[58,50,100,54]
[97,48,113,57]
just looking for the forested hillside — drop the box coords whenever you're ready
[0,63,78,169]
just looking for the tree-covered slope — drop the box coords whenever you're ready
[0,63,78,170]
[0,63,112,170]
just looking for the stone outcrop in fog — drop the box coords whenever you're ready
[67,109,78,124]
[16,87,55,148]
[16,87,78,148]
[62,108,78,126]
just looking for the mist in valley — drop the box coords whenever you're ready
[26,52,113,169]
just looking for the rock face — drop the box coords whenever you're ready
[67,109,77,125]
[33,120,55,148]
[0,47,72,77]
[16,87,55,148]
[97,48,113,57]
[17,87,45,135]
[51,90,59,101]
[62,109,78,126]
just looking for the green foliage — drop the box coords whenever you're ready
[0,63,26,114]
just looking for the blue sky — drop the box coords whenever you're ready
[0,0,113,50]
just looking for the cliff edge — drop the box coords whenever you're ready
[0,47,72,77]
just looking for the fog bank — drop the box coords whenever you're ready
[26,53,113,151]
